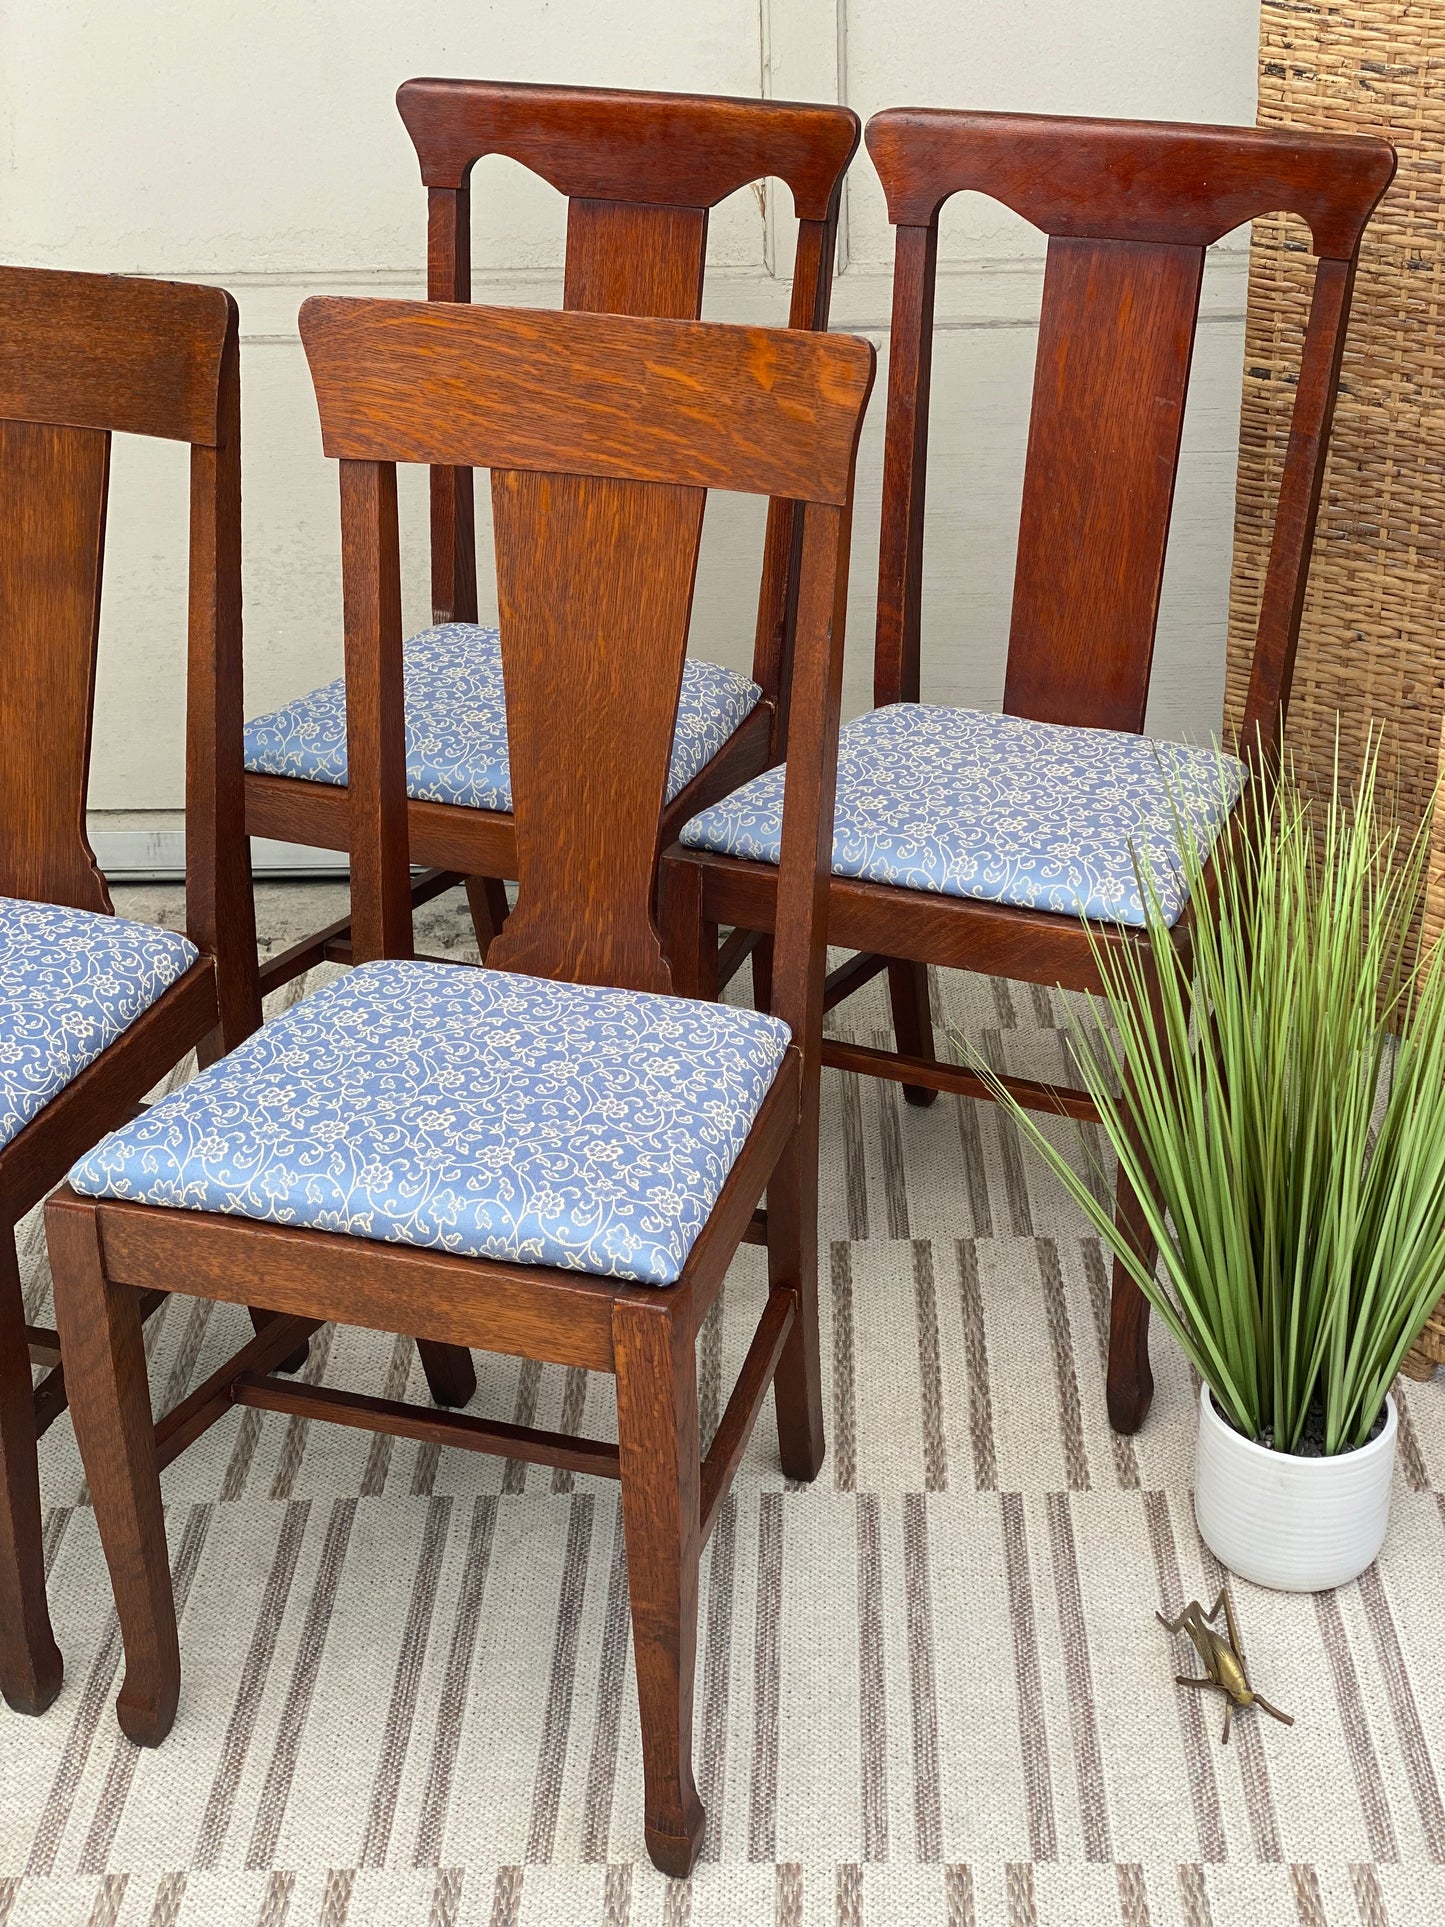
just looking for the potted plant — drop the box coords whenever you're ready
[983,737,1445,1591]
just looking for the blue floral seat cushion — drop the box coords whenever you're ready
[243,622,762,812]
[70,960,791,1288]
[680,703,1248,928]
[0,898,199,1150]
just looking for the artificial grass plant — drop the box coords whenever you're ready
[981,734,1445,1455]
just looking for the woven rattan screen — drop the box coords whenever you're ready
[1225,2,1445,939]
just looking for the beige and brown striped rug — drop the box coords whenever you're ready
[6,890,1445,1927]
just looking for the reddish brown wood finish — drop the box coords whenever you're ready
[1005,238,1203,731]
[662,108,1394,1437]
[0,266,264,1717]
[487,469,705,990]
[0,1237,58,1717]
[233,1373,622,1480]
[246,702,777,989]
[250,78,859,1001]
[0,267,238,446]
[48,298,872,1877]
[0,420,111,912]
[872,222,937,711]
[1239,256,1361,751]
[45,1202,178,1744]
[185,333,261,1051]
[301,300,867,503]
[564,200,707,320]
[866,111,1393,753]
[865,109,1394,256]
[397,78,856,214]
[338,459,413,965]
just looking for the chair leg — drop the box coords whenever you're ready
[417,1340,477,1408]
[612,1297,705,1877]
[46,1198,178,1745]
[767,1123,826,1484]
[194,1025,225,1072]
[1106,1173,1155,1436]
[0,1236,62,1715]
[248,1307,310,1376]
[751,934,774,1013]
[888,959,938,1108]
[464,876,510,962]
[1106,960,1163,1435]
[203,1052,310,1377]
[658,858,717,1003]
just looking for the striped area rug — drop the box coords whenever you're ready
[5,937,1445,1927]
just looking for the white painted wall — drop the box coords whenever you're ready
[0,0,1260,855]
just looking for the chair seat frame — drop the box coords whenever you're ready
[48,1047,795,1567]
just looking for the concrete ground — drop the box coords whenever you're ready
[111,878,486,967]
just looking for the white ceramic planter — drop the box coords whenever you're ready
[1193,1384,1397,1592]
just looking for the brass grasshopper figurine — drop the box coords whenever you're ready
[1157,1589,1294,1743]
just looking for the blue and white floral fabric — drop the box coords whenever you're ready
[681,703,1248,928]
[71,960,790,1288]
[0,898,198,1149]
[243,623,761,811]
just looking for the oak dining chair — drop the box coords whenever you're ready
[241,78,859,1000]
[45,295,874,1876]
[0,265,275,1718]
[665,109,1396,1435]
[236,79,858,1419]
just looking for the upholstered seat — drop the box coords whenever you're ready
[70,959,790,1287]
[0,898,199,1151]
[681,702,1247,928]
[243,622,762,811]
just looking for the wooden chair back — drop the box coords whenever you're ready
[865,111,1396,757]
[397,77,859,725]
[0,265,257,1036]
[299,297,872,1042]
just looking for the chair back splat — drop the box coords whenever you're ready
[0,413,110,915]
[0,267,258,1041]
[865,112,1396,751]
[300,297,873,1005]
[397,78,858,715]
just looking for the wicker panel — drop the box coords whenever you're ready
[1227,6,1445,1381]
[1225,1,1445,949]
[1401,1299,1445,1380]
